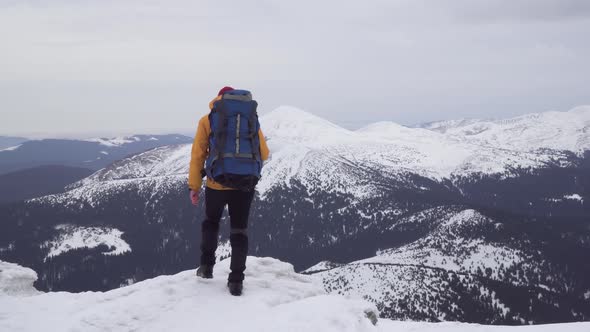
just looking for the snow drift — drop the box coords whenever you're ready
[1,258,589,331]
[0,261,40,296]
[0,257,377,332]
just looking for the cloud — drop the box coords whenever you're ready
[0,0,588,136]
[444,0,590,23]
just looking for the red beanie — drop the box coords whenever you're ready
[218,86,234,96]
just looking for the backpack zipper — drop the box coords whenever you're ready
[236,114,241,154]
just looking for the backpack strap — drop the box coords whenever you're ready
[247,101,261,161]
[213,98,229,182]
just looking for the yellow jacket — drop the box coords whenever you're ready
[188,95,270,191]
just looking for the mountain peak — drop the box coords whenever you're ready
[422,106,590,153]
[356,121,443,141]
[569,105,590,116]
[261,106,352,145]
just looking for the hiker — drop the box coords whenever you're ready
[188,86,269,296]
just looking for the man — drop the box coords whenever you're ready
[188,86,269,296]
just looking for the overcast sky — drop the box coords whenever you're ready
[1,0,589,138]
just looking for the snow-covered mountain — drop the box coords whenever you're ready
[0,165,94,204]
[84,135,167,147]
[0,134,192,175]
[307,207,590,323]
[2,257,589,332]
[0,136,28,151]
[1,106,588,324]
[420,106,590,154]
[34,105,585,206]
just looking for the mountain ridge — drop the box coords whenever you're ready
[1,105,588,325]
[0,134,193,175]
[45,105,587,204]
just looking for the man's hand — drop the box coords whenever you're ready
[190,190,199,206]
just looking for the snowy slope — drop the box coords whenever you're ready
[34,105,584,207]
[0,144,23,152]
[361,209,531,282]
[0,136,28,150]
[74,144,191,185]
[5,106,589,326]
[380,321,590,331]
[309,207,589,323]
[421,106,590,153]
[0,257,378,332]
[42,224,131,260]
[259,106,577,194]
[1,258,588,332]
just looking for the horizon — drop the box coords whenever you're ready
[2,103,587,140]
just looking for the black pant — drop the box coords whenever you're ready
[200,187,255,282]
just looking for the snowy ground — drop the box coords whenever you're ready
[43,224,131,260]
[0,261,40,296]
[0,257,376,332]
[379,321,589,331]
[0,257,588,332]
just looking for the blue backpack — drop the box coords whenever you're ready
[205,89,262,191]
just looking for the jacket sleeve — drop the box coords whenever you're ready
[258,129,270,161]
[188,116,210,191]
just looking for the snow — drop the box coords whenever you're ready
[564,194,583,202]
[43,224,131,260]
[0,242,15,253]
[85,136,141,147]
[302,261,342,274]
[75,144,191,185]
[544,194,584,204]
[1,257,588,331]
[423,106,590,154]
[0,257,378,332]
[32,105,588,207]
[0,144,22,152]
[215,240,232,262]
[255,106,574,198]
[378,320,590,331]
[366,209,526,281]
[0,261,40,296]
[312,208,548,320]
[261,106,354,146]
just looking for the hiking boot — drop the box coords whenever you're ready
[196,265,213,279]
[227,281,243,296]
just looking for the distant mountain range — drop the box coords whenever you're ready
[0,136,28,150]
[0,165,94,204]
[0,134,193,175]
[0,134,193,203]
[0,106,588,324]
